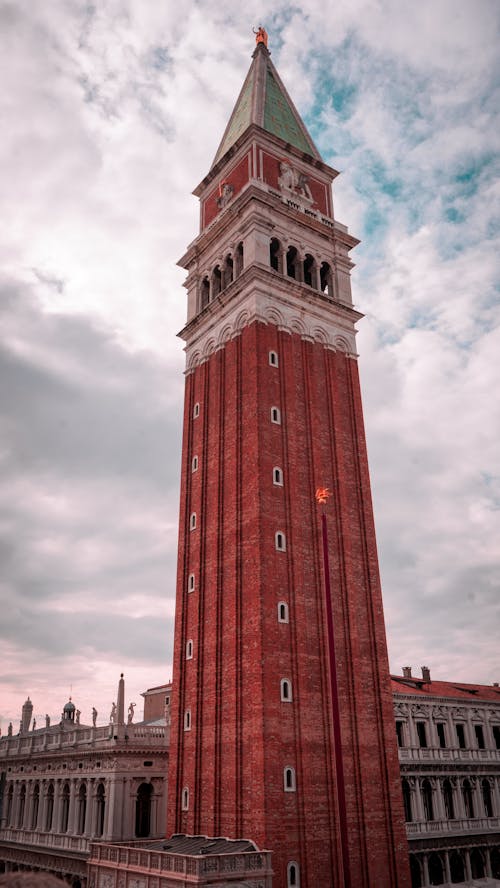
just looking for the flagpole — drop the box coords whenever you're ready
[317,489,351,888]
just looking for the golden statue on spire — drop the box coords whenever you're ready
[253,26,268,47]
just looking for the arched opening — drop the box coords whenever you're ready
[491,848,500,879]
[470,848,485,878]
[287,861,300,887]
[284,767,296,791]
[402,779,412,822]
[280,679,292,702]
[45,783,54,831]
[270,238,281,272]
[135,782,153,838]
[61,783,70,833]
[200,277,210,311]
[409,856,422,888]
[6,784,13,826]
[77,784,87,835]
[31,783,40,829]
[320,261,333,296]
[462,779,474,818]
[443,779,454,819]
[421,778,434,821]
[482,778,493,816]
[17,784,26,828]
[96,783,105,837]
[449,851,465,883]
[223,254,234,289]
[428,852,444,885]
[234,242,244,277]
[211,265,222,299]
[303,254,317,288]
[286,246,299,280]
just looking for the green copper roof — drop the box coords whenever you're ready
[212,43,321,167]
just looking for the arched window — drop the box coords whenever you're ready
[449,851,465,884]
[61,783,70,833]
[277,601,289,623]
[45,783,54,831]
[200,277,210,311]
[181,787,189,811]
[401,778,412,822]
[482,778,493,816]
[186,639,193,660]
[275,532,286,552]
[462,779,474,818]
[211,265,222,299]
[491,848,500,880]
[31,782,40,829]
[320,262,333,296]
[303,253,317,288]
[270,238,282,273]
[77,784,87,835]
[190,513,197,531]
[284,767,296,792]
[188,574,195,593]
[428,853,444,886]
[443,779,454,819]
[280,679,292,702]
[421,778,434,821]
[17,784,26,828]
[6,784,13,826]
[273,467,283,486]
[96,783,105,838]
[193,402,200,419]
[470,849,485,879]
[135,783,153,838]
[192,455,198,472]
[184,709,191,731]
[286,246,299,280]
[269,350,279,367]
[409,856,422,888]
[223,254,234,289]
[234,242,244,277]
[271,406,281,424]
[287,861,300,887]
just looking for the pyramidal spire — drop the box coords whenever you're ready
[212,31,322,168]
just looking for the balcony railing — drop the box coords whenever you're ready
[0,827,90,854]
[0,723,168,759]
[406,816,500,837]
[399,746,499,763]
[88,841,272,880]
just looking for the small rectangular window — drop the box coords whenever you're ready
[192,455,198,472]
[193,403,200,419]
[437,723,446,748]
[188,574,195,593]
[395,721,404,748]
[186,640,193,660]
[273,467,283,486]
[190,513,196,531]
[475,724,485,749]
[271,406,281,424]
[456,723,466,749]
[269,351,279,367]
[416,721,427,748]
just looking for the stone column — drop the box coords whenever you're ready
[422,853,429,887]
[83,780,93,836]
[407,709,418,747]
[492,775,500,816]
[53,780,62,833]
[413,778,425,821]
[104,778,116,840]
[444,850,451,884]
[37,781,46,831]
[465,849,472,882]
[433,778,446,821]
[68,780,78,834]
[122,777,134,840]
[485,847,492,878]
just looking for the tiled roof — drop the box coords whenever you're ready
[212,42,320,167]
[145,834,259,855]
[391,675,500,701]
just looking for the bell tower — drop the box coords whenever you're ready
[168,32,410,888]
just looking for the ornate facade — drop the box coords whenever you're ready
[0,678,168,886]
[393,668,500,887]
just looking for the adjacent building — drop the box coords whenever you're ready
[393,667,500,887]
[0,677,168,886]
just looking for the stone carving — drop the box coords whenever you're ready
[110,702,116,724]
[278,160,313,205]
[217,182,234,209]
[75,710,81,725]
[8,722,13,736]
[92,707,98,726]
[127,702,136,724]
[45,714,50,728]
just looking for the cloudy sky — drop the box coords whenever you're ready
[1,0,499,731]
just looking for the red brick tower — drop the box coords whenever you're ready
[168,34,410,888]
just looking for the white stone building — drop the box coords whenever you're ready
[0,677,169,886]
[393,667,500,887]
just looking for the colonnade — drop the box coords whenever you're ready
[410,845,500,887]
[402,774,500,824]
